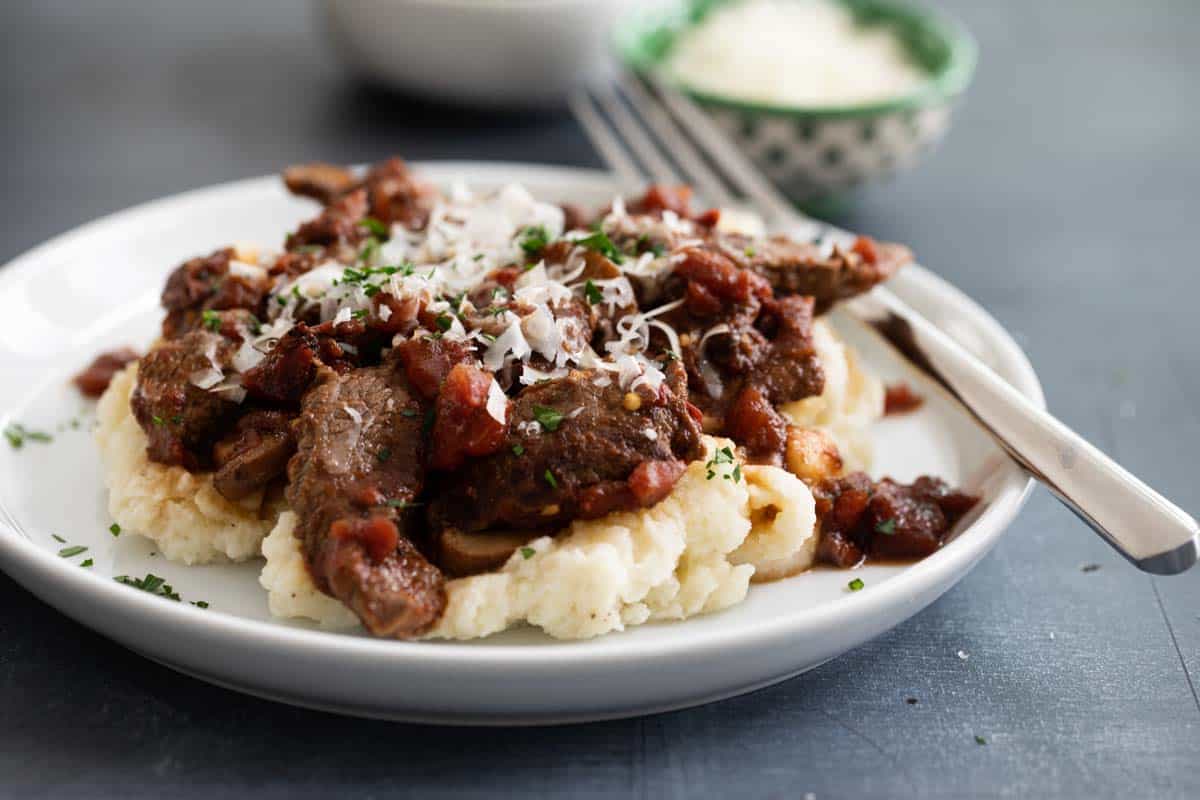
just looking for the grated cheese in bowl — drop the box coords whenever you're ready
[664,0,929,108]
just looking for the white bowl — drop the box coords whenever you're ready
[324,0,634,107]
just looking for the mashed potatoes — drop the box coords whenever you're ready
[99,324,878,639]
[259,511,359,629]
[95,364,283,564]
[780,319,884,472]
[259,438,816,639]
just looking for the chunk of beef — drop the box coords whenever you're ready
[130,331,239,469]
[282,158,438,233]
[362,158,440,231]
[212,410,295,500]
[240,321,372,407]
[814,474,980,567]
[747,294,824,406]
[266,248,322,280]
[662,249,823,435]
[666,248,772,413]
[241,325,321,406]
[286,362,445,637]
[283,162,361,205]
[160,248,270,339]
[74,348,139,397]
[715,233,911,313]
[285,188,369,255]
[427,362,704,534]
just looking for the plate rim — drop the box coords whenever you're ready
[0,161,1044,671]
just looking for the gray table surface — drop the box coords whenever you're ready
[2,1,1197,798]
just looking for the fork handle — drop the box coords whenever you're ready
[847,287,1199,575]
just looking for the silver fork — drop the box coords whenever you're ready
[568,76,1199,575]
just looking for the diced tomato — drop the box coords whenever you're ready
[884,382,924,415]
[851,235,879,265]
[330,515,399,563]
[394,336,474,400]
[630,184,693,217]
[73,348,139,397]
[428,363,508,470]
[675,248,772,312]
[627,459,687,506]
[724,386,788,462]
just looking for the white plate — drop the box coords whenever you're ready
[0,163,1043,725]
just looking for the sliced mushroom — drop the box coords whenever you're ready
[434,528,544,577]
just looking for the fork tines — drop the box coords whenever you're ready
[569,72,819,238]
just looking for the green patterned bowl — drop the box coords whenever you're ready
[615,0,977,210]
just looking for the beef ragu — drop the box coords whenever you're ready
[113,157,977,638]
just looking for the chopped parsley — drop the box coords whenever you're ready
[636,233,667,258]
[744,246,756,258]
[359,216,389,238]
[191,601,210,609]
[583,279,603,305]
[974,735,987,746]
[109,523,121,537]
[114,573,181,601]
[293,244,324,254]
[435,314,454,332]
[377,447,392,463]
[875,518,897,535]
[340,263,410,299]
[80,558,94,568]
[704,446,739,481]
[151,415,166,427]
[201,309,222,331]
[350,309,369,321]
[511,444,525,457]
[543,469,558,489]
[848,577,865,592]
[532,405,564,432]
[572,229,624,264]
[4,423,53,449]
[58,545,87,558]
[519,225,551,255]
[520,546,536,560]
[385,498,417,509]
[51,534,66,543]
[358,237,381,265]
